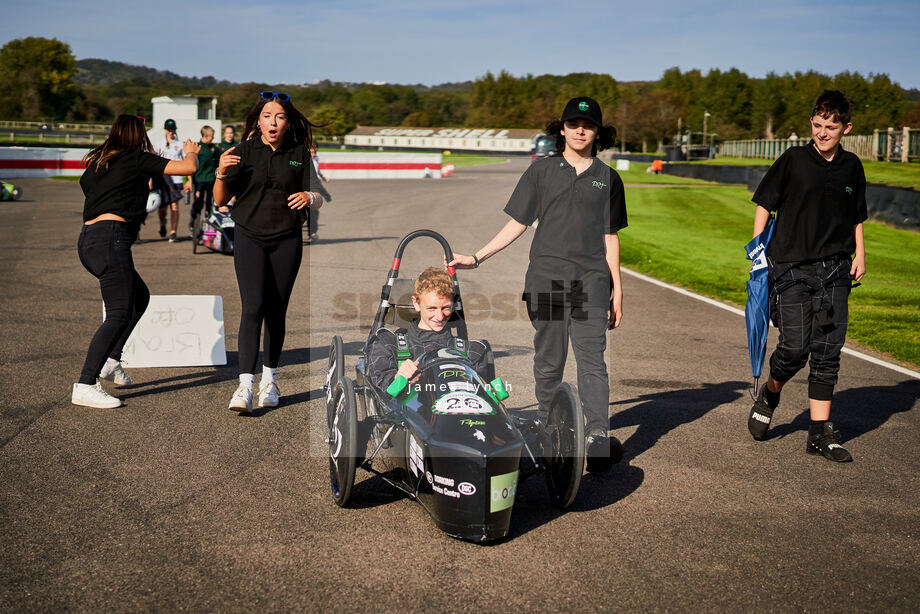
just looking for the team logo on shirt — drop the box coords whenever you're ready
[578,101,589,111]
[845,186,853,195]
[289,160,303,167]
[591,180,606,190]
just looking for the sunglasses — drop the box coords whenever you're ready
[260,91,290,102]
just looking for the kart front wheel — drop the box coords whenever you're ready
[324,336,345,415]
[543,383,585,510]
[328,377,358,507]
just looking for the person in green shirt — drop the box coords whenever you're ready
[186,125,220,233]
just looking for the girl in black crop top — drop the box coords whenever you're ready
[71,114,198,409]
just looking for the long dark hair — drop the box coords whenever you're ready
[241,94,317,149]
[83,114,152,170]
[545,119,617,157]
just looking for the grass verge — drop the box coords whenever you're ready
[622,183,920,367]
[693,157,920,190]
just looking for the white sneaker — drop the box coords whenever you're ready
[99,360,132,386]
[72,382,122,409]
[228,385,253,412]
[258,381,280,408]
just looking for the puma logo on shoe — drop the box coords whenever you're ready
[752,412,770,424]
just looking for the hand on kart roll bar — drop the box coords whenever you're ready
[448,253,477,270]
[396,359,419,382]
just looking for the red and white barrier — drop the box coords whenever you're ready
[0,148,448,180]
[0,147,90,177]
[317,152,444,179]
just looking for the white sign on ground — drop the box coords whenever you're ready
[119,295,226,367]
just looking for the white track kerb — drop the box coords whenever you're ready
[622,268,920,381]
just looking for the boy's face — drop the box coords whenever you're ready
[223,126,235,142]
[412,291,453,332]
[201,130,214,144]
[561,119,598,155]
[810,113,852,158]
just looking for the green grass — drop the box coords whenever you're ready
[621,183,920,367]
[611,162,717,186]
[694,157,920,190]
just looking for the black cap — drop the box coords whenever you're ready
[561,97,602,127]
[164,118,177,131]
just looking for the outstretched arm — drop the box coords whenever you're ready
[449,218,527,269]
[163,140,199,176]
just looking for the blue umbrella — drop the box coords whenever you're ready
[744,216,775,396]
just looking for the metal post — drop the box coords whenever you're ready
[873,129,880,160]
[887,127,894,161]
[903,126,910,163]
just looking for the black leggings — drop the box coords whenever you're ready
[233,227,303,374]
[77,221,150,385]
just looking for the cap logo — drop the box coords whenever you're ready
[578,102,589,111]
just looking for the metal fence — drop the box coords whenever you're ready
[0,120,110,132]
[719,127,920,162]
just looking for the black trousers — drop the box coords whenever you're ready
[190,180,214,224]
[527,302,610,432]
[233,227,303,374]
[77,221,150,385]
[768,257,851,401]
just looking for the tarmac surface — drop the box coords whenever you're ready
[1,160,919,612]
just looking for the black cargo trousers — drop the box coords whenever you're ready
[768,255,852,401]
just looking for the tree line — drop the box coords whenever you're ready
[2,37,918,150]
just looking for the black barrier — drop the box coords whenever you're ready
[660,163,920,229]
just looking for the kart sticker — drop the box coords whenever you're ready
[409,434,423,478]
[448,381,477,393]
[430,473,461,499]
[473,430,486,442]
[490,470,519,513]
[458,482,476,496]
[437,363,465,371]
[433,391,493,415]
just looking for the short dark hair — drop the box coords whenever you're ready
[545,119,617,157]
[811,89,852,125]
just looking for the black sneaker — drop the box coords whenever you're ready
[748,383,776,440]
[159,224,167,238]
[168,231,178,243]
[585,428,623,473]
[806,422,853,462]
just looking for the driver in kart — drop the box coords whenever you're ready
[366,267,490,393]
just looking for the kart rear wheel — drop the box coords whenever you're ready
[328,377,358,507]
[544,383,585,510]
[324,336,345,414]
[191,213,202,254]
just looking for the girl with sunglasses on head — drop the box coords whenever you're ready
[214,91,324,412]
[72,114,199,408]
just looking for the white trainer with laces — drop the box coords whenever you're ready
[229,385,253,412]
[99,360,132,386]
[258,381,280,408]
[72,382,123,409]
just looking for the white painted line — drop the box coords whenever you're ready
[622,267,920,380]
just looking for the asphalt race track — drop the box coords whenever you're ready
[1,160,918,611]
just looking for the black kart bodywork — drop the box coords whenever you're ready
[324,230,584,542]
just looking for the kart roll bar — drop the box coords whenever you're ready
[369,229,467,340]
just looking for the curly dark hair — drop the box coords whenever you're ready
[241,94,318,149]
[545,119,617,157]
[811,89,852,125]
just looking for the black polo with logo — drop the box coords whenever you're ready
[224,137,313,238]
[504,156,628,307]
[753,140,867,263]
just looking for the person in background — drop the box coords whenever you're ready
[72,114,198,408]
[306,143,332,243]
[153,118,187,242]
[186,125,220,233]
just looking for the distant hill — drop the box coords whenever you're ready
[75,59,235,88]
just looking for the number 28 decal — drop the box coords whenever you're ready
[433,391,493,415]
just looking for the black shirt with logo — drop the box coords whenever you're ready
[223,137,315,239]
[80,149,169,230]
[753,141,867,263]
[504,157,628,307]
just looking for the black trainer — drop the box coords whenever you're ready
[158,224,167,238]
[585,428,623,473]
[806,422,853,462]
[748,383,777,440]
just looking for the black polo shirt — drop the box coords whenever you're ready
[80,149,169,228]
[753,141,867,263]
[224,137,313,238]
[504,156,628,307]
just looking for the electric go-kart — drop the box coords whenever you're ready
[1,181,23,201]
[324,230,585,542]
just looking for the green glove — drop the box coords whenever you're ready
[387,375,408,397]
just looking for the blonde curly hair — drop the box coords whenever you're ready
[413,267,454,300]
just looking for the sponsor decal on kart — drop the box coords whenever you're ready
[430,473,461,499]
[490,470,519,513]
[448,381,477,393]
[409,434,424,477]
[473,430,486,442]
[433,391,493,415]
[437,368,469,381]
[458,482,476,496]
[425,470,433,484]
[459,419,486,428]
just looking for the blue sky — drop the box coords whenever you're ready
[4,0,919,88]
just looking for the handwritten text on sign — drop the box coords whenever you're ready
[120,295,227,367]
